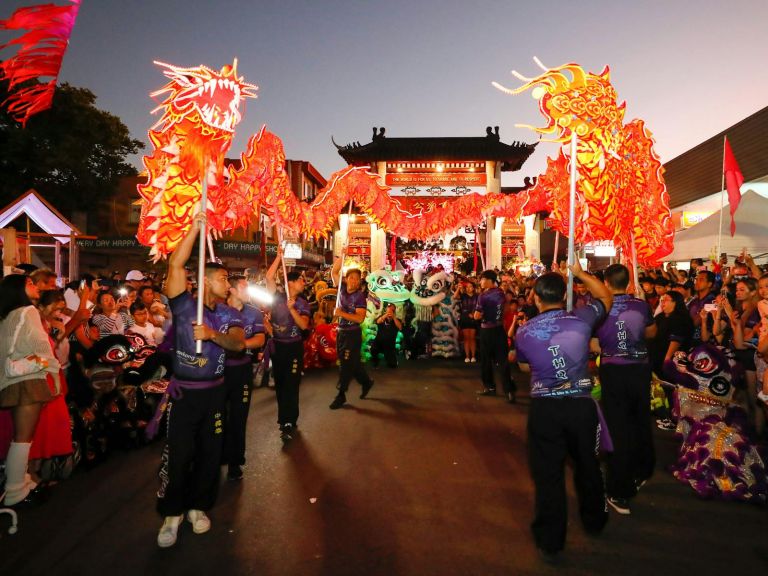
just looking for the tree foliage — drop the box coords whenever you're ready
[0,81,144,213]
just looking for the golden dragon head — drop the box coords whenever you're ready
[493,57,624,144]
[150,59,258,134]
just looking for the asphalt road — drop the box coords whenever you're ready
[1,358,766,576]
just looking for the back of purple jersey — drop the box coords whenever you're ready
[595,294,652,364]
[515,300,606,398]
[169,291,243,381]
[475,287,505,327]
[338,286,366,330]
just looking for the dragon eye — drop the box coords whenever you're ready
[693,355,716,374]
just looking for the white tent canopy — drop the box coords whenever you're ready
[663,189,768,262]
[0,189,81,244]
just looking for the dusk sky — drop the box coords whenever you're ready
[3,0,768,187]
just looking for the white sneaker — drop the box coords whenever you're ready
[464,357,471,363]
[157,515,183,548]
[758,391,768,404]
[470,357,477,363]
[187,509,211,534]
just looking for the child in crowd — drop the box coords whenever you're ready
[128,301,162,346]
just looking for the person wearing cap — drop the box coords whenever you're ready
[154,213,245,548]
[473,269,516,403]
[514,260,612,562]
[125,270,146,291]
[594,264,656,516]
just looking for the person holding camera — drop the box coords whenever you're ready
[370,303,402,369]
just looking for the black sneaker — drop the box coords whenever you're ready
[360,380,374,399]
[280,424,294,441]
[329,394,347,410]
[227,465,243,481]
[656,418,676,431]
[607,497,631,515]
[635,478,648,492]
[477,388,497,396]
[537,548,561,565]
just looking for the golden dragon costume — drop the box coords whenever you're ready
[494,59,674,266]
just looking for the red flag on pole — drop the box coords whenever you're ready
[0,0,82,127]
[723,137,744,236]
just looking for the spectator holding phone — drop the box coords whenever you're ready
[689,270,716,345]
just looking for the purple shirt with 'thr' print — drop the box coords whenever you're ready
[515,300,606,398]
[475,287,505,328]
[595,294,653,364]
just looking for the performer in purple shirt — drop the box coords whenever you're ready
[594,264,657,516]
[157,213,245,549]
[223,276,266,480]
[329,256,374,409]
[266,250,310,441]
[514,261,612,562]
[474,270,516,402]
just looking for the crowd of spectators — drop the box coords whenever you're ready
[2,250,767,514]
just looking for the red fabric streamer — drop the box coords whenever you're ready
[0,0,81,126]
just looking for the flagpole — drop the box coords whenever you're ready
[335,200,355,310]
[552,231,560,269]
[567,132,577,312]
[195,165,208,355]
[717,136,726,260]
[476,224,486,271]
[631,230,640,298]
[271,197,290,297]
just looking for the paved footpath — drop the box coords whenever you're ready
[1,359,767,575]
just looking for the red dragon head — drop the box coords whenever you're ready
[150,59,258,134]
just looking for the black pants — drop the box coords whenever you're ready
[223,362,253,467]
[273,340,303,426]
[413,321,432,356]
[528,396,608,553]
[599,362,655,498]
[370,336,398,367]
[337,328,372,394]
[157,384,226,516]
[479,325,515,394]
